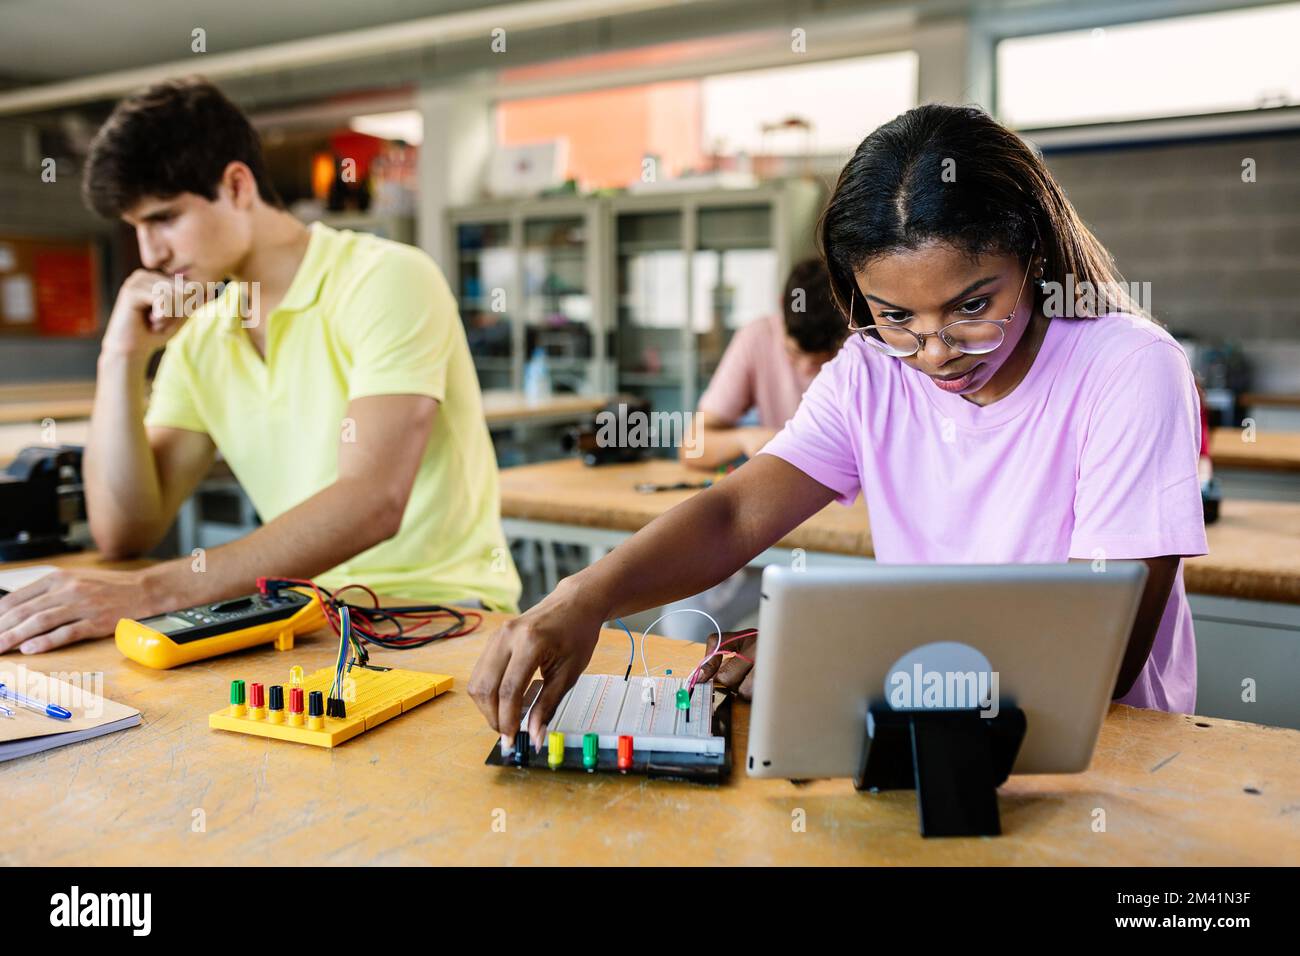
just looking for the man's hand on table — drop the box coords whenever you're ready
[0,566,170,653]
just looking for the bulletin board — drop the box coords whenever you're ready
[0,235,102,338]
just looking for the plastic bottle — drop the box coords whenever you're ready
[524,346,552,402]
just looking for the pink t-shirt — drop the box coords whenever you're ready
[699,313,817,428]
[762,313,1209,714]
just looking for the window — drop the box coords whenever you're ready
[701,52,918,156]
[997,3,1300,128]
[497,51,918,190]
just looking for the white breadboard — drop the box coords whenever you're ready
[525,674,723,755]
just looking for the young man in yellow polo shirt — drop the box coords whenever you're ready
[0,77,520,655]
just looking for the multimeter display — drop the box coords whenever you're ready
[134,590,313,644]
[147,615,195,635]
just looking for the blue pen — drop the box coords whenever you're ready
[0,683,71,720]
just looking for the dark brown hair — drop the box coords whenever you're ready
[817,104,1144,321]
[83,76,282,219]
[782,257,846,354]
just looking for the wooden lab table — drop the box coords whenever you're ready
[0,553,1295,866]
[0,380,94,468]
[0,380,95,426]
[0,387,606,465]
[0,419,90,467]
[1241,393,1300,413]
[481,390,608,430]
[1209,427,1300,473]
[1209,426,1300,502]
[0,384,602,429]
[500,458,872,570]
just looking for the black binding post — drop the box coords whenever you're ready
[855,703,1027,838]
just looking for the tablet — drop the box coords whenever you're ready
[745,562,1148,779]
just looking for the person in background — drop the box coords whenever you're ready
[0,77,520,655]
[682,258,847,471]
[658,258,848,643]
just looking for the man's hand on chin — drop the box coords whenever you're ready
[0,567,169,654]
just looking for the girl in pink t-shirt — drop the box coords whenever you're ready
[471,104,1209,746]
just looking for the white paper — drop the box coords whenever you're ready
[0,564,55,593]
[1,274,36,323]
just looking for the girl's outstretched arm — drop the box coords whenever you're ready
[468,454,837,747]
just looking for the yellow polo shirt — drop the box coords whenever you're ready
[145,223,521,612]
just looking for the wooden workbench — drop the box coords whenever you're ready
[0,386,607,467]
[501,458,874,557]
[1241,393,1300,409]
[0,554,1295,865]
[1210,427,1300,473]
[0,381,604,427]
[0,380,95,425]
[480,390,608,428]
[499,458,1300,604]
[0,419,90,466]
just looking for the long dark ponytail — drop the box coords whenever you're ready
[818,104,1146,321]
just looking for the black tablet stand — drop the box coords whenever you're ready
[855,703,1027,837]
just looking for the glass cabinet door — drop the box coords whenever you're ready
[455,220,515,390]
[693,205,778,392]
[615,210,687,419]
[521,216,595,394]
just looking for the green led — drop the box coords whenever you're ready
[582,732,599,770]
[676,688,690,710]
[229,679,246,706]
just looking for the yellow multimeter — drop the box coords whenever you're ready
[115,587,327,669]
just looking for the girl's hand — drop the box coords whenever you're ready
[695,629,758,699]
[467,578,609,750]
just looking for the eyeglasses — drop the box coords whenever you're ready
[846,247,1037,358]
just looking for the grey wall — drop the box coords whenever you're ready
[1044,130,1300,344]
[0,120,105,234]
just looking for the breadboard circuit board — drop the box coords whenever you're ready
[486,674,733,782]
[543,674,722,754]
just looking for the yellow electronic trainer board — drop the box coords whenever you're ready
[209,664,453,748]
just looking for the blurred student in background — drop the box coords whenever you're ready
[682,258,847,471]
[660,258,848,642]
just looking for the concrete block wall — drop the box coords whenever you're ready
[1044,129,1300,393]
[0,119,106,238]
